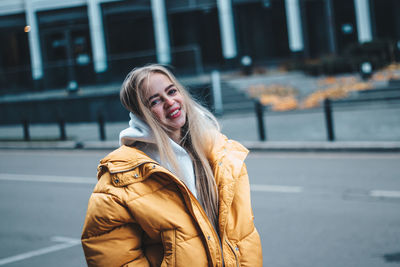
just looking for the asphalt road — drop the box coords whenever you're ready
[0,149,399,267]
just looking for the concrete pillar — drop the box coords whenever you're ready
[285,0,304,52]
[25,0,43,80]
[87,0,107,73]
[325,0,337,54]
[151,0,171,64]
[217,0,237,59]
[354,0,373,43]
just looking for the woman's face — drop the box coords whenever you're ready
[145,72,186,142]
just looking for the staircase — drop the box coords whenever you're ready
[356,79,400,99]
[219,82,255,114]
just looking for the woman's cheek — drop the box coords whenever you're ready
[151,107,162,121]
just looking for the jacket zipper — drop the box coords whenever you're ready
[225,239,239,267]
[180,181,224,267]
[154,166,224,267]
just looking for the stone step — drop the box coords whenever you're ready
[220,101,255,114]
[216,82,256,114]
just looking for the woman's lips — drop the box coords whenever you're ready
[168,108,181,119]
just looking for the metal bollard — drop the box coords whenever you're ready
[58,119,66,141]
[211,70,223,115]
[255,101,266,141]
[323,98,335,141]
[22,120,30,141]
[98,115,106,141]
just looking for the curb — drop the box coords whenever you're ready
[241,141,400,152]
[1,140,400,152]
[0,141,78,150]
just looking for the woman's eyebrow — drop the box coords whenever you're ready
[164,84,174,92]
[148,94,159,101]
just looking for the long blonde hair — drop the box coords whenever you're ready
[120,64,220,227]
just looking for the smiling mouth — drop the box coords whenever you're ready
[168,108,181,118]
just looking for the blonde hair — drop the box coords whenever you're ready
[120,64,220,227]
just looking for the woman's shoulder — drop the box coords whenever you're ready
[102,145,147,162]
[208,133,249,162]
[95,145,160,191]
[214,132,248,152]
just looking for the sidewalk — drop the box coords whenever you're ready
[1,139,399,152]
[1,107,399,152]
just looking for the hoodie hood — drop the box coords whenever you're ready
[119,113,197,198]
[119,112,156,146]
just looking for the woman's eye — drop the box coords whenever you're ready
[150,99,160,106]
[168,89,177,95]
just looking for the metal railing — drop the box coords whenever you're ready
[19,115,108,142]
[254,94,400,142]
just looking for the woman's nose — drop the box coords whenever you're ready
[165,96,175,106]
[164,96,174,107]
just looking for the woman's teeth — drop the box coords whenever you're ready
[169,109,179,117]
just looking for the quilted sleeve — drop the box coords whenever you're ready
[81,190,150,267]
[235,164,263,267]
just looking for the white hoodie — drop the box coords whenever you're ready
[119,113,197,198]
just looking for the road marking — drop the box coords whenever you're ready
[370,190,400,198]
[247,153,400,159]
[0,173,96,184]
[0,236,80,265]
[251,184,303,193]
[3,173,399,200]
[1,174,304,193]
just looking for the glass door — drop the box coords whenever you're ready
[42,26,94,90]
[42,31,69,89]
[70,29,94,86]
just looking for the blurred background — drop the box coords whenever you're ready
[0,1,400,267]
[0,0,399,143]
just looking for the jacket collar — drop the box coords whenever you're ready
[98,134,249,181]
[98,145,157,178]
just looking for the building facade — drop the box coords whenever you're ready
[0,0,399,94]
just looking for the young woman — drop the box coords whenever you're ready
[81,64,262,266]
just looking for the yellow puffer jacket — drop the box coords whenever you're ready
[81,134,262,266]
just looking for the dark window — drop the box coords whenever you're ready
[168,7,223,73]
[234,1,290,63]
[0,14,32,93]
[372,0,400,41]
[332,0,358,54]
[102,1,156,80]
